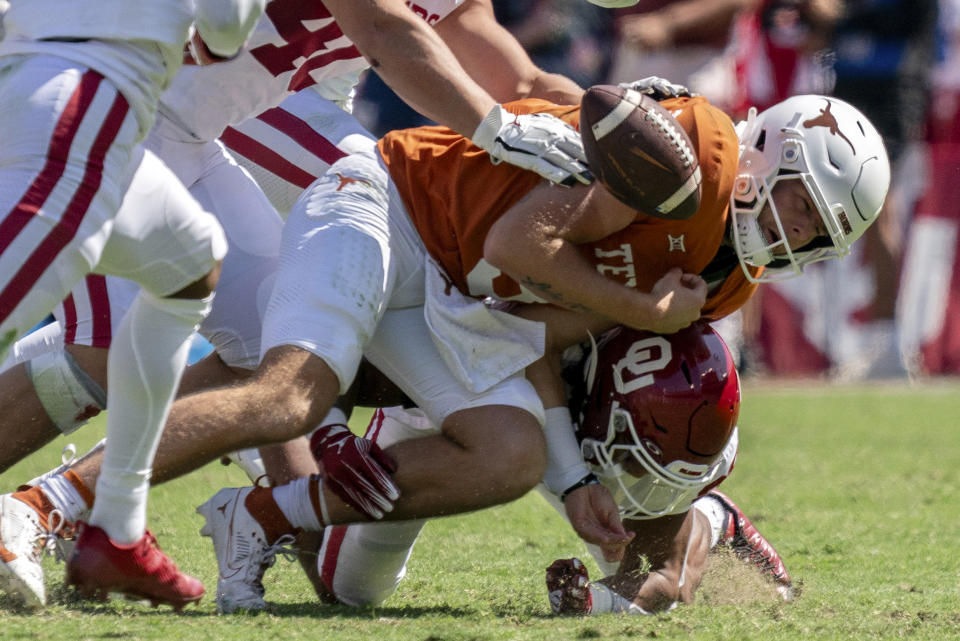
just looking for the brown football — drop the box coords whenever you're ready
[580,85,701,219]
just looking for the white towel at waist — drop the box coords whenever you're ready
[423,255,544,393]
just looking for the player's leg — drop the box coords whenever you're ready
[693,490,793,600]
[1,135,286,542]
[0,55,144,607]
[196,289,549,606]
[64,146,225,608]
[314,407,436,607]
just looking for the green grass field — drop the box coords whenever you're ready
[1,381,958,640]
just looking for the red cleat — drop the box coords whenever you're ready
[707,490,794,601]
[66,523,204,612]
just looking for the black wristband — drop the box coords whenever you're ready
[561,473,600,502]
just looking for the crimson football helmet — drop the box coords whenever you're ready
[575,322,740,519]
[731,95,891,282]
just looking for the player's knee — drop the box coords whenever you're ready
[27,347,106,434]
[455,408,546,501]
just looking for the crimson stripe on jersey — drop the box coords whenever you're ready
[257,107,348,167]
[0,77,130,320]
[86,275,111,348]
[221,125,317,189]
[0,73,103,257]
[319,525,349,594]
[62,293,79,345]
[364,408,386,442]
[288,43,362,93]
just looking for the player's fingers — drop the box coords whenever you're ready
[370,445,399,474]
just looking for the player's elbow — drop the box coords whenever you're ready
[483,218,539,280]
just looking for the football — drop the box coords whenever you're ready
[580,84,702,219]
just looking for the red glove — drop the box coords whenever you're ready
[309,424,399,520]
[546,558,593,615]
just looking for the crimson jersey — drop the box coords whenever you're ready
[379,96,758,322]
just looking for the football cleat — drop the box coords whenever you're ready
[65,523,204,612]
[0,494,60,607]
[708,490,794,600]
[196,487,296,613]
[546,558,593,615]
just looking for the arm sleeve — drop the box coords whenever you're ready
[193,0,265,58]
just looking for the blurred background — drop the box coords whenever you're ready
[353,0,960,382]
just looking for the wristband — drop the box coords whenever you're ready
[561,473,600,502]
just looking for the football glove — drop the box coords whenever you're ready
[619,76,694,101]
[546,558,593,615]
[472,104,593,186]
[309,423,399,520]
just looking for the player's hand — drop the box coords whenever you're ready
[309,424,399,520]
[563,483,635,563]
[546,557,592,615]
[619,76,694,101]
[472,104,593,187]
[645,267,707,334]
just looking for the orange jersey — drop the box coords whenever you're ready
[378,96,758,321]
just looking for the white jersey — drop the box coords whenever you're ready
[159,0,465,143]
[0,0,194,135]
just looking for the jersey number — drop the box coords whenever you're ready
[250,1,361,91]
[465,258,543,303]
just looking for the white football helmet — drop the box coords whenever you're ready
[731,95,891,282]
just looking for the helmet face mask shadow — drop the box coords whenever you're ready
[730,95,892,283]
[575,323,740,520]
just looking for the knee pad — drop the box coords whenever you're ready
[25,348,106,434]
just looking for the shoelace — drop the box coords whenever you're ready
[259,534,298,571]
[43,509,74,563]
[249,533,299,592]
[61,444,78,467]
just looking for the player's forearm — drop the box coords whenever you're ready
[488,235,661,329]
[657,0,759,41]
[524,71,584,106]
[432,0,582,106]
[328,0,494,137]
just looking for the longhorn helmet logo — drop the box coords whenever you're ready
[802,100,855,154]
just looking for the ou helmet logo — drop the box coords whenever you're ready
[613,336,672,394]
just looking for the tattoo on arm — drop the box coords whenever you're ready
[520,277,594,313]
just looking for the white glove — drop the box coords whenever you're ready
[619,76,694,101]
[472,104,592,186]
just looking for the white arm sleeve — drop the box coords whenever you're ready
[193,0,265,57]
[542,407,591,496]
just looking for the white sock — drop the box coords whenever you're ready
[89,291,212,543]
[272,477,324,531]
[587,582,657,615]
[321,519,426,607]
[692,495,727,549]
[38,474,90,524]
